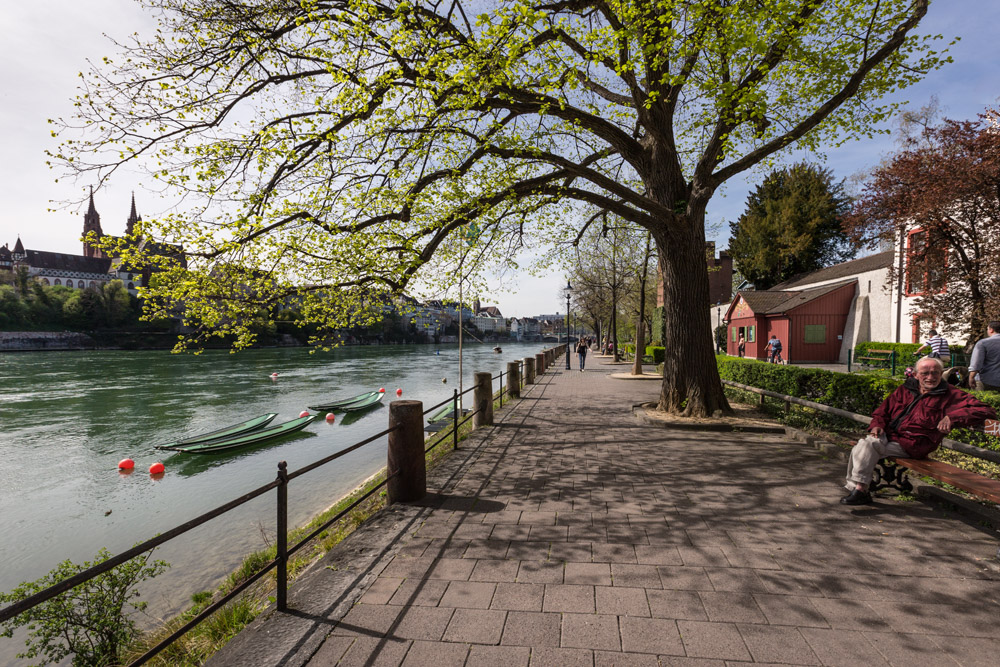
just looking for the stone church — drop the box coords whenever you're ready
[0,190,185,294]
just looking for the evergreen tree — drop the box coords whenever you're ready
[729,163,855,289]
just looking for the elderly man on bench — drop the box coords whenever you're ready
[841,356,996,505]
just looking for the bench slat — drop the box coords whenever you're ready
[894,457,1000,504]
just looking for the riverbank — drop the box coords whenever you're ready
[210,356,1000,667]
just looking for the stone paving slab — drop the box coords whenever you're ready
[211,355,1000,667]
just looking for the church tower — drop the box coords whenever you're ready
[83,188,104,258]
[125,192,141,237]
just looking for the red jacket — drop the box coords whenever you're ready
[870,378,996,458]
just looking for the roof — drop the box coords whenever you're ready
[23,250,112,274]
[771,251,893,290]
[736,280,855,315]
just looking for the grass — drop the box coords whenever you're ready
[125,381,525,665]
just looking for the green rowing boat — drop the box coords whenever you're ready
[340,391,385,412]
[309,390,382,412]
[427,403,469,423]
[156,415,317,453]
[154,413,278,450]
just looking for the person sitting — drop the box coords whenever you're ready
[914,329,950,363]
[841,356,996,505]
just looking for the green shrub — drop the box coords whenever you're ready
[717,356,1000,452]
[0,548,168,666]
[645,346,665,364]
[852,341,967,365]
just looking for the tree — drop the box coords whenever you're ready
[0,548,167,666]
[729,163,854,289]
[843,110,1000,347]
[54,0,948,416]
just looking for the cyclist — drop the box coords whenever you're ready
[766,335,783,364]
[914,329,950,364]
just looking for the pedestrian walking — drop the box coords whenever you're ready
[576,338,588,371]
[969,320,1000,391]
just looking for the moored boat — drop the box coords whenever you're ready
[154,413,278,450]
[155,415,317,453]
[309,390,381,412]
[339,391,385,412]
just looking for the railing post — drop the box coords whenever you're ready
[387,400,425,503]
[536,352,545,375]
[499,371,504,407]
[524,357,535,385]
[474,371,493,428]
[507,361,520,399]
[452,388,459,450]
[276,460,289,612]
[891,351,896,376]
[847,348,852,373]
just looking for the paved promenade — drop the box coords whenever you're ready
[212,355,1000,667]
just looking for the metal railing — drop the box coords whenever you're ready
[0,348,552,664]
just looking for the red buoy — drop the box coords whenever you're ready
[395,388,403,396]
[325,413,336,423]
[379,387,385,393]
[299,410,310,418]
[149,462,165,475]
[118,458,135,471]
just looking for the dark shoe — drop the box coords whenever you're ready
[840,489,873,505]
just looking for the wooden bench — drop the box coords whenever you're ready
[873,457,1000,503]
[856,349,894,367]
[872,418,1000,502]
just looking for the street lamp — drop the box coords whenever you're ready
[563,280,572,369]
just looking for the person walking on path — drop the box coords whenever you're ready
[969,320,1000,391]
[737,331,745,358]
[576,338,588,371]
[914,329,950,362]
[840,356,996,505]
[766,334,782,364]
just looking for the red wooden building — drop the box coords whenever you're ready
[724,281,856,363]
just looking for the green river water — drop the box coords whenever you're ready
[0,342,543,657]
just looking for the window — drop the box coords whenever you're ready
[906,229,947,295]
[78,280,84,288]
[804,324,826,344]
[747,326,756,342]
[54,278,61,286]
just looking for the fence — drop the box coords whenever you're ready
[0,344,569,665]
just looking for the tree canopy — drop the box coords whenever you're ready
[54,0,948,414]
[729,162,855,289]
[844,109,1000,346]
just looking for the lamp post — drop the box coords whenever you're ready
[563,280,572,369]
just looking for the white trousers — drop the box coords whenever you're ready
[845,434,908,490]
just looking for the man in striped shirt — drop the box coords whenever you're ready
[914,329,950,362]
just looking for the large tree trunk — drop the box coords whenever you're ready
[652,219,731,416]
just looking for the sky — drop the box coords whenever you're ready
[1,1,998,319]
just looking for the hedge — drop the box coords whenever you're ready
[716,355,1000,452]
[852,341,967,365]
[645,346,665,364]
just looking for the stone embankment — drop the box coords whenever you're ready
[0,331,97,351]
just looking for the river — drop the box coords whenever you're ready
[0,342,542,655]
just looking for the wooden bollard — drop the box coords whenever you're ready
[536,352,545,374]
[473,371,493,427]
[506,361,520,399]
[524,357,535,385]
[387,400,425,503]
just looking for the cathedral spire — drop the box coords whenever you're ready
[126,192,141,237]
[83,187,104,258]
